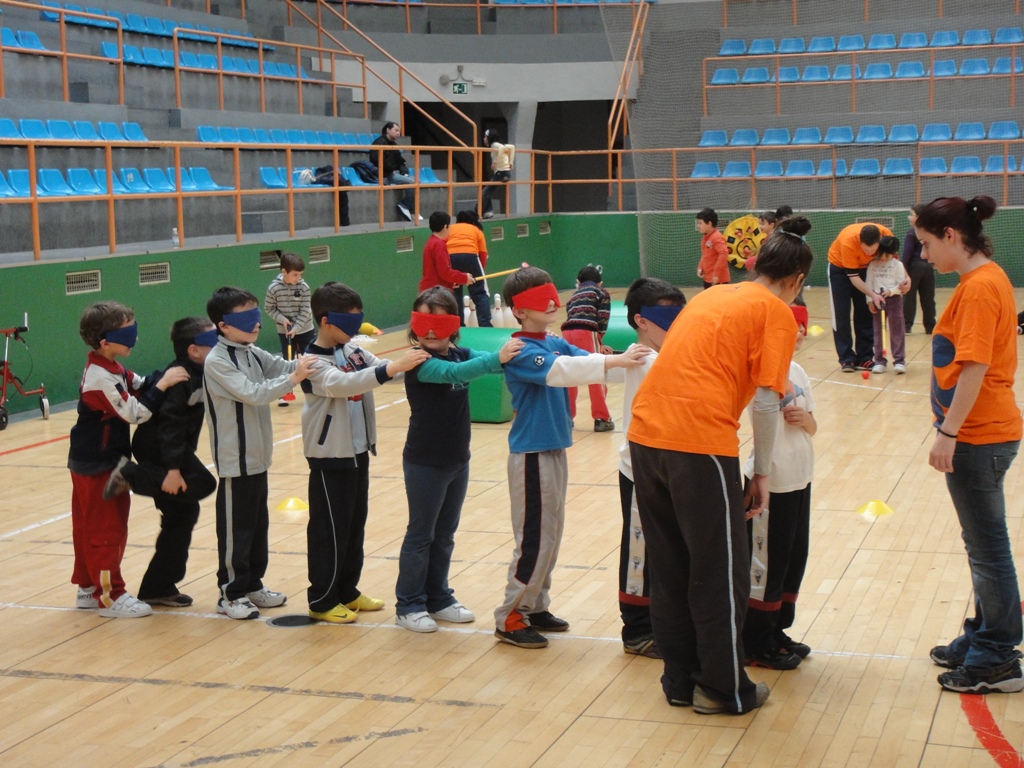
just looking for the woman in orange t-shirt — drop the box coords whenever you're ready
[914,195,1024,694]
[628,217,813,715]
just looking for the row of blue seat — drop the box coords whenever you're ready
[258,166,444,189]
[197,126,373,146]
[99,41,313,78]
[718,28,1024,56]
[0,117,148,142]
[691,156,1019,179]
[699,122,1022,147]
[711,57,1023,84]
[38,2,266,49]
[0,166,232,198]
[1,27,49,51]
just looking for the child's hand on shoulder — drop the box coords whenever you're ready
[782,405,808,427]
[389,348,431,376]
[600,344,614,354]
[291,354,318,384]
[156,366,190,391]
[499,337,525,364]
[607,345,651,369]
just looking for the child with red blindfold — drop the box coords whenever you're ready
[394,287,525,633]
[494,267,650,649]
[741,303,817,672]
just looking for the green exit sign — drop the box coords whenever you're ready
[452,82,468,95]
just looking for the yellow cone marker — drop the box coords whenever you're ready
[856,499,894,519]
[807,325,825,337]
[276,496,309,521]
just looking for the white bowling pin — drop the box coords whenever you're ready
[503,303,515,327]
[463,295,472,326]
[491,294,505,328]
[467,300,479,327]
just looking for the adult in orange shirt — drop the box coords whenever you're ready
[696,208,731,289]
[827,221,902,371]
[628,217,813,715]
[447,210,491,327]
[915,196,1024,695]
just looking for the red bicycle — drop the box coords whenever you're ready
[0,314,49,430]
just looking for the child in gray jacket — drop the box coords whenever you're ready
[301,281,428,623]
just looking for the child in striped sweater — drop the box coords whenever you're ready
[560,265,614,432]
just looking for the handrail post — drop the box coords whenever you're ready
[233,146,242,242]
[28,142,40,260]
[671,150,678,211]
[174,145,184,248]
[285,147,295,237]
[59,13,69,101]
[547,154,553,213]
[332,148,340,232]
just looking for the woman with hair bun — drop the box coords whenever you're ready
[914,195,1024,694]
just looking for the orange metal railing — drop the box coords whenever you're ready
[722,0,1021,26]
[607,0,648,210]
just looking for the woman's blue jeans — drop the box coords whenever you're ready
[943,440,1021,668]
[395,460,469,616]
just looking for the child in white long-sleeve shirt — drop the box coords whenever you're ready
[866,235,908,374]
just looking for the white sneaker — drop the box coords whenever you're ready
[482,210,494,219]
[397,204,413,222]
[894,363,906,374]
[98,593,152,618]
[247,587,287,608]
[217,596,260,620]
[76,586,96,609]
[871,364,886,374]
[397,611,438,633]
[277,397,289,407]
[430,602,476,623]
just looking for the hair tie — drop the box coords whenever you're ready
[780,230,806,242]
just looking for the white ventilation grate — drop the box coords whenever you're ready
[65,270,101,295]
[490,227,504,241]
[538,221,551,235]
[396,236,415,253]
[259,250,282,270]
[516,223,530,238]
[308,245,330,264]
[139,262,170,286]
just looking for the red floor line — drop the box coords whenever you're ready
[0,434,70,457]
[961,695,1024,768]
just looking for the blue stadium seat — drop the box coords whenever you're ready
[688,162,720,179]
[20,119,50,140]
[302,129,319,144]
[190,167,233,190]
[16,30,47,50]
[92,168,129,195]
[286,129,304,144]
[929,30,959,47]
[722,161,752,177]
[68,168,103,195]
[168,168,199,192]
[145,16,168,36]
[8,169,39,197]
[994,57,1024,74]
[824,126,854,144]
[0,171,19,199]
[46,119,76,140]
[143,168,175,192]
[342,132,359,147]
[816,158,847,177]
[932,59,957,77]
[278,63,298,79]
[218,126,240,143]
[220,56,238,73]
[262,61,281,76]
[317,131,333,145]
[356,133,374,146]
[882,158,913,176]
[960,59,990,75]
[330,131,345,145]
[801,65,830,82]
[718,39,745,56]
[253,128,272,144]
[120,167,150,193]
[754,160,783,178]
[2,27,23,49]
[176,50,199,69]
[237,127,257,144]
[711,68,739,85]
[962,29,991,46]
[419,167,443,185]
[761,128,790,145]
[867,33,896,50]
[196,53,218,70]
[73,121,100,141]
[97,122,125,141]
[894,61,925,79]
[831,64,861,80]
[984,155,1018,172]
[921,123,952,142]
[855,125,886,143]
[950,156,982,174]
[269,128,288,144]
[898,32,928,49]
[778,37,805,54]
[784,160,815,177]
[143,47,170,68]
[954,122,985,141]
[919,157,947,174]
[807,36,835,53]
[887,124,919,142]
[38,168,75,195]
[698,130,727,147]
[995,27,1024,45]
[747,38,775,55]
[124,13,147,33]
[0,118,20,139]
[862,62,892,80]
[729,128,758,146]
[741,67,770,84]
[260,167,286,189]
[776,66,799,83]
[196,125,219,142]
[988,121,1020,140]
[123,122,148,142]
[123,45,146,66]
[849,158,880,176]
[38,1,60,23]
[792,127,822,144]
[837,34,865,51]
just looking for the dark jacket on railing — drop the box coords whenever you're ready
[370,135,409,177]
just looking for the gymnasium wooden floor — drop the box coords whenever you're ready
[3,286,1024,767]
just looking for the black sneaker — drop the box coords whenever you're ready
[929,644,962,669]
[624,634,661,658]
[665,693,691,707]
[841,362,856,373]
[102,456,133,500]
[856,360,874,371]
[594,419,615,432]
[693,682,770,715]
[745,646,802,670]
[527,611,570,632]
[495,627,548,648]
[776,631,811,659]
[938,658,1024,693]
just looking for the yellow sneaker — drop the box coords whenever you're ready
[345,594,385,612]
[309,604,358,624]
